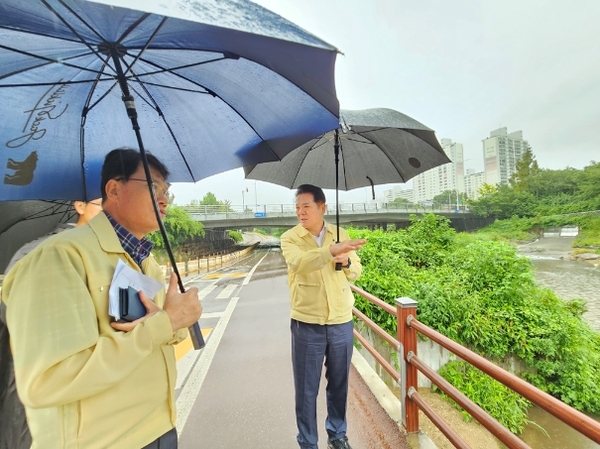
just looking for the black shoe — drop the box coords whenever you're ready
[327,436,352,449]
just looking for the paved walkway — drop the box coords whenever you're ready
[173,250,411,449]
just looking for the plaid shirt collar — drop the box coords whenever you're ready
[104,212,153,267]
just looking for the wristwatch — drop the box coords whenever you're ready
[342,258,351,269]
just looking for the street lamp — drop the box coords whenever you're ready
[254,180,258,211]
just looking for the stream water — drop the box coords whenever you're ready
[517,237,600,448]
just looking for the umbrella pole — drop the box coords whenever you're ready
[110,50,205,350]
[334,129,342,271]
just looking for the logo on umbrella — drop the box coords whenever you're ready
[6,80,69,149]
[4,151,38,185]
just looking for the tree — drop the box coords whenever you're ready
[199,192,219,205]
[509,148,540,194]
[148,205,205,249]
[432,190,466,206]
[198,192,233,212]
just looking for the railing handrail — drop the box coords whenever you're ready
[407,316,600,443]
[350,286,600,447]
[181,202,471,218]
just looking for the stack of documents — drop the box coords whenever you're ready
[109,259,162,321]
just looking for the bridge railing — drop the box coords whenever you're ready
[183,202,470,221]
[350,284,600,448]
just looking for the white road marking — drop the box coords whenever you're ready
[242,250,270,285]
[200,311,224,319]
[176,296,240,434]
[215,283,237,299]
[198,282,218,299]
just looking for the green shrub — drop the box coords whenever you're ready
[437,361,531,434]
[350,214,600,431]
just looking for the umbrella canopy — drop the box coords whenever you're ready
[0,0,340,201]
[0,200,75,274]
[244,108,450,191]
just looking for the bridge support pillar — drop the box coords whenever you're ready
[396,297,419,433]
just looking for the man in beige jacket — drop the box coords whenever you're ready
[280,184,366,449]
[0,198,102,449]
[2,149,201,448]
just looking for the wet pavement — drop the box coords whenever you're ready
[174,249,410,449]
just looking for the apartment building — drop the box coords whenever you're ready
[483,127,529,185]
[382,186,414,203]
[464,168,486,199]
[412,138,465,203]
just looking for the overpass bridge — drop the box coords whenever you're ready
[182,202,494,232]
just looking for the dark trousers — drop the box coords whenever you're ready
[142,428,177,449]
[291,319,354,449]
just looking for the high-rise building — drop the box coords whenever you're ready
[464,169,486,199]
[412,138,465,203]
[382,186,414,203]
[483,128,530,185]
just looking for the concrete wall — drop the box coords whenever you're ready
[355,321,529,390]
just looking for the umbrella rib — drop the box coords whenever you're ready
[0,201,74,235]
[80,57,115,199]
[124,63,195,178]
[52,0,105,42]
[132,57,279,160]
[0,79,113,88]
[46,0,117,71]
[128,80,211,94]
[121,17,167,78]
[289,136,330,187]
[133,54,232,78]
[83,53,121,114]
[0,44,106,80]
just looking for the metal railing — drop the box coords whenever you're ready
[159,245,256,280]
[182,202,470,221]
[350,284,600,448]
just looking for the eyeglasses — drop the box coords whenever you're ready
[87,201,102,207]
[127,177,170,198]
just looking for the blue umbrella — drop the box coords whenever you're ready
[0,0,340,349]
[0,0,339,201]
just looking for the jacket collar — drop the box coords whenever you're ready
[294,221,336,239]
[87,212,127,255]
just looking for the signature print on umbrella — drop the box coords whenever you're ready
[6,81,69,149]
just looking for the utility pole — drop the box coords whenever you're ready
[254,180,258,211]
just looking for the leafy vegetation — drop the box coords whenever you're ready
[228,230,243,242]
[187,192,234,212]
[349,215,600,433]
[147,204,204,249]
[436,361,531,434]
[469,153,600,219]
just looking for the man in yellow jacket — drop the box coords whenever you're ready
[280,184,366,449]
[1,198,102,449]
[1,149,202,449]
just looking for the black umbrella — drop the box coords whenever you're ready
[0,0,341,349]
[244,108,451,269]
[0,200,75,274]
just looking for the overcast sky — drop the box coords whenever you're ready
[170,0,600,206]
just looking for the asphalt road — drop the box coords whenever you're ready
[174,249,409,449]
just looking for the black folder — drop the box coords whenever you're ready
[118,286,145,322]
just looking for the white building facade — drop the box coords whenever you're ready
[483,128,529,186]
[412,138,465,203]
[464,169,486,199]
[382,186,414,203]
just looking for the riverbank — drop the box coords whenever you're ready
[518,236,600,332]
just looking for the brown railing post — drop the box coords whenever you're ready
[396,297,419,433]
